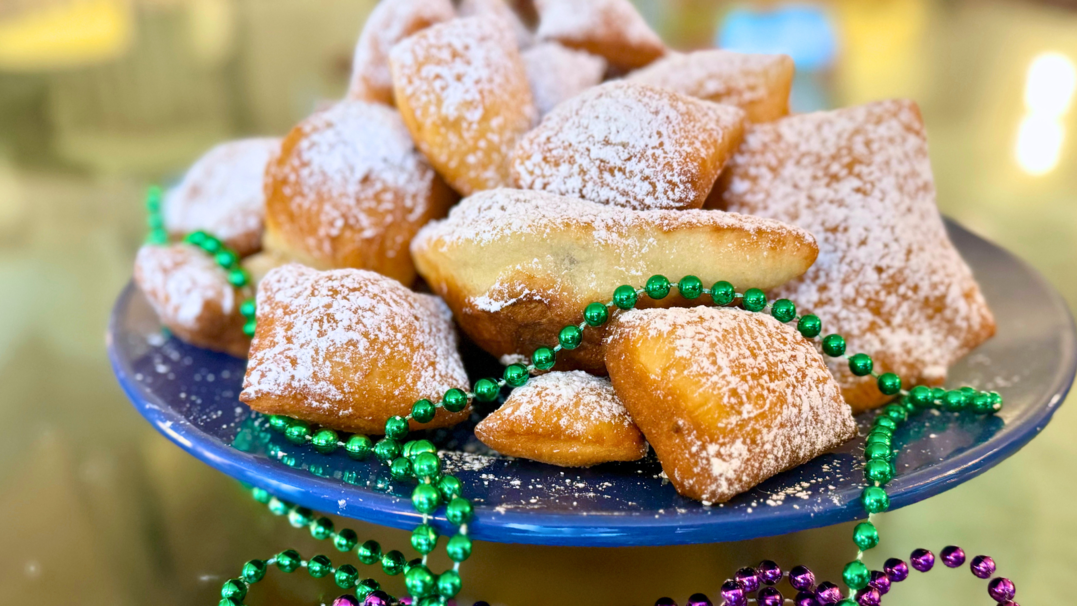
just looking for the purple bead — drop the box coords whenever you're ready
[910,548,935,572]
[856,587,881,606]
[721,580,747,606]
[988,578,1016,602]
[397,599,412,606]
[941,545,966,568]
[363,591,391,606]
[998,602,1020,606]
[471,603,488,606]
[795,590,820,606]
[757,560,783,585]
[883,558,909,582]
[332,596,360,606]
[686,593,712,606]
[815,581,843,605]
[970,555,996,579]
[654,598,677,606]
[735,567,760,593]
[788,565,816,591]
[868,571,890,595]
[758,587,784,606]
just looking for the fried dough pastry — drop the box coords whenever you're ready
[346,0,455,104]
[606,307,857,503]
[134,244,250,357]
[710,100,996,411]
[459,0,534,49]
[263,101,454,284]
[411,188,818,372]
[163,138,279,257]
[534,0,665,70]
[390,16,536,195]
[475,371,647,467]
[240,264,470,433]
[627,50,794,123]
[522,42,607,117]
[512,81,746,211]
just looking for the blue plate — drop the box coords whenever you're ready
[108,221,1076,547]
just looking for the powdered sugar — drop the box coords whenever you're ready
[134,244,236,330]
[512,81,745,210]
[522,42,607,117]
[459,0,533,49]
[535,0,664,68]
[496,371,635,436]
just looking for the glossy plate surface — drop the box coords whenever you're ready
[108,222,1076,546]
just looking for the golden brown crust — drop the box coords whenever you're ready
[390,16,536,195]
[133,244,251,358]
[263,101,454,284]
[475,371,647,467]
[534,0,665,69]
[240,265,470,434]
[411,188,819,372]
[605,307,857,503]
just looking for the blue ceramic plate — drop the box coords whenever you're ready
[108,221,1075,547]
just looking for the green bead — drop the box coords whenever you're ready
[345,435,373,460]
[874,416,897,431]
[864,442,891,461]
[286,506,311,529]
[613,285,638,309]
[311,428,339,454]
[989,391,1003,412]
[558,325,582,350]
[931,387,947,404]
[243,319,256,337]
[241,559,266,583]
[446,533,472,562]
[147,214,164,229]
[227,268,249,287]
[943,390,968,412]
[384,416,409,440]
[852,521,879,551]
[822,334,847,357]
[221,579,247,601]
[883,404,908,424]
[251,486,271,503]
[909,385,933,408]
[405,565,437,598]
[865,459,893,485]
[742,288,767,312]
[412,452,441,478]
[390,457,414,481]
[373,439,401,464]
[215,250,238,269]
[443,388,469,412]
[219,600,241,606]
[310,516,334,540]
[645,275,671,299]
[185,230,208,246]
[971,392,993,414]
[381,550,406,576]
[357,540,382,565]
[406,558,424,573]
[201,236,222,253]
[532,347,556,370]
[146,186,163,208]
[334,564,359,589]
[146,229,169,245]
[503,363,529,387]
[334,528,358,552]
[678,275,703,299]
[583,301,610,327]
[407,439,437,459]
[284,420,311,445]
[902,397,919,415]
[848,353,873,377]
[356,578,380,599]
[411,524,439,554]
[240,299,257,319]
[307,554,332,578]
[843,560,871,590]
[473,378,499,402]
[438,475,463,500]
[710,280,735,305]
[770,299,796,322]
[446,497,473,525]
[866,433,891,448]
[876,372,902,396]
[276,549,301,573]
[861,486,890,513]
[837,600,857,606]
[412,483,441,514]
[437,570,463,598]
[797,314,822,338]
[411,399,436,424]
[267,497,289,516]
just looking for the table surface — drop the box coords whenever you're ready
[2,1,1077,605]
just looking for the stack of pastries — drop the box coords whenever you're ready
[133,0,994,504]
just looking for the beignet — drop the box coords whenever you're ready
[605,307,857,503]
[240,264,470,434]
[710,100,996,411]
[459,0,533,49]
[411,188,818,373]
[534,0,665,70]
[522,42,607,117]
[475,371,647,467]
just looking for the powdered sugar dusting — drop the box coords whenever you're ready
[495,371,635,436]
[522,42,607,117]
[134,244,236,329]
[716,100,995,407]
[459,0,534,49]
[512,81,745,210]
[535,0,664,68]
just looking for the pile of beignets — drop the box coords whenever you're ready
[133,0,995,504]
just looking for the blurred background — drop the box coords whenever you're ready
[0,0,1075,604]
